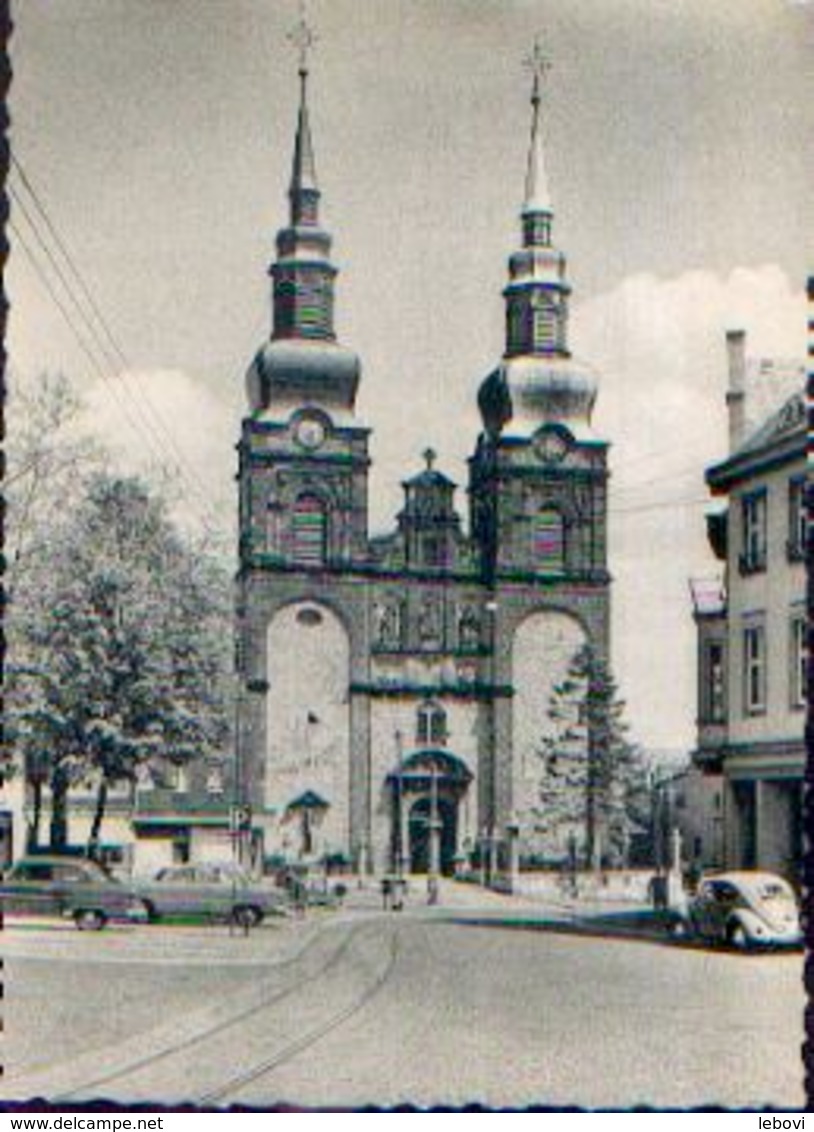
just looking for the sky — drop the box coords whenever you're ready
[7,0,813,757]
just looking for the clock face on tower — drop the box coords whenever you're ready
[294,416,327,451]
[534,429,570,464]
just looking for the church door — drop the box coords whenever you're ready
[408,797,457,875]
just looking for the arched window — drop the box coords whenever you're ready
[292,494,327,565]
[534,507,565,572]
[416,701,447,747]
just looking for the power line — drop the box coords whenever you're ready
[10,185,170,459]
[609,493,710,516]
[10,217,172,476]
[10,154,220,524]
[613,463,703,495]
[11,175,214,520]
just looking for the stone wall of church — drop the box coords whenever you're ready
[264,601,351,859]
[238,571,371,864]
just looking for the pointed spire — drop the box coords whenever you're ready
[501,41,571,360]
[290,65,318,199]
[522,41,553,216]
[287,12,319,222]
[267,13,338,343]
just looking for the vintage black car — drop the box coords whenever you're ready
[0,855,147,930]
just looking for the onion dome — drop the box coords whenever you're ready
[478,52,598,439]
[246,55,360,419]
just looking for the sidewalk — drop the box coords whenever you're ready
[341,875,672,944]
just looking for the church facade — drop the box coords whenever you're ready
[236,55,611,875]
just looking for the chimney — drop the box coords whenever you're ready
[725,329,746,453]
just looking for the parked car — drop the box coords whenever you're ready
[135,862,288,927]
[683,871,802,950]
[0,855,147,930]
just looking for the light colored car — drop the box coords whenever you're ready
[136,862,288,927]
[685,871,802,950]
[0,855,147,930]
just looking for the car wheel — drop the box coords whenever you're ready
[141,900,159,924]
[727,921,751,951]
[74,909,107,932]
[232,904,263,929]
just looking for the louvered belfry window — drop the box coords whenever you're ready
[534,507,565,572]
[292,494,327,565]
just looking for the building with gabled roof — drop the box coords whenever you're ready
[692,330,806,881]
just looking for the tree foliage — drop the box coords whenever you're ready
[534,644,648,868]
[8,470,233,852]
[5,372,102,599]
[4,372,103,793]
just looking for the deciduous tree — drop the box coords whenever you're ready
[10,473,233,853]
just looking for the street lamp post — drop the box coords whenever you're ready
[427,758,441,904]
[394,728,405,880]
[489,826,498,885]
[484,599,499,889]
[505,814,520,894]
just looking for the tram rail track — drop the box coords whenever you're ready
[51,918,398,1106]
[197,927,399,1106]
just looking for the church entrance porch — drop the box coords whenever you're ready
[386,750,473,877]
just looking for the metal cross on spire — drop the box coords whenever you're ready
[523,38,552,103]
[287,3,318,74]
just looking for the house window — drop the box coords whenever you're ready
[739,491,767,574]
[292,494,327,565]
[701,641,726,723]
[788,478,806,562]
[790,616,806,709]
[416,701,447,747]
[534,508,565,572]
[743,624,766,714]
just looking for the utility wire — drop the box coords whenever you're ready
[10,181,215,524]
[613,463,703,495]
[10,217,172,476]
[609,493,710,516]
[10,155,220,524]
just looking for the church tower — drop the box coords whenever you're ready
[237,29,372,866]
[241,43,368,571]
[468,46,611,848]
[235,34,613,875]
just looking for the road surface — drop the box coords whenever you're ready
[2,906,804,1110]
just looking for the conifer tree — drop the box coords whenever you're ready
[535,644,646,867]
